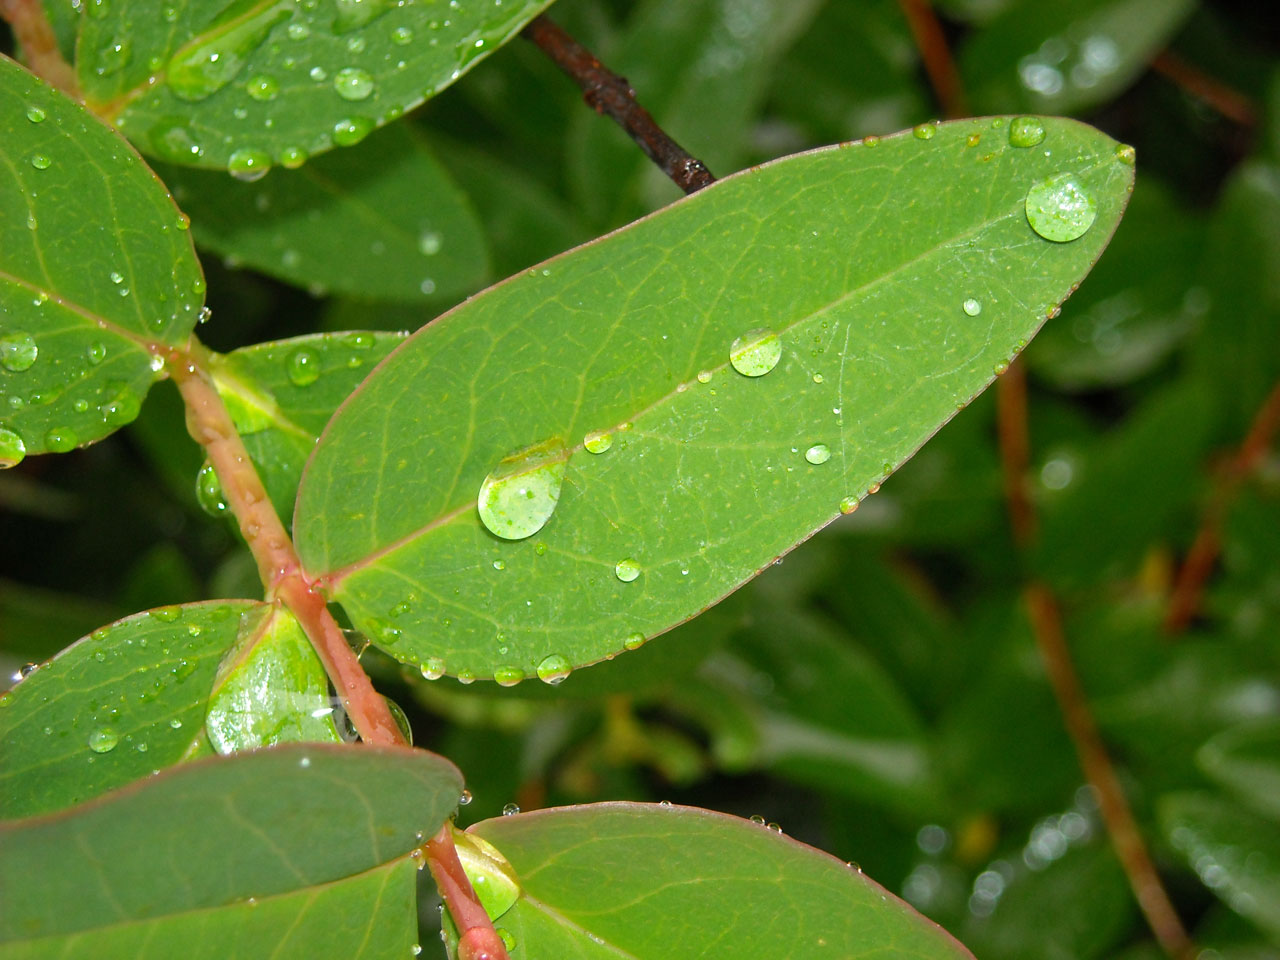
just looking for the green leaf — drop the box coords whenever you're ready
[209,330,405,524]
[158,121,489,302]
[960,0,1195,115]
[0,743,462,951]
[77,0,556,172]
[1160,792,1280,941]
[464,803,974,958]
[294,116,1134,681]
[0,600,264,818]
[1197,720,1280,823]
[0,54,205,463]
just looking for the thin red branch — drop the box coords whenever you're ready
[1026,586,1193,958]
[894,0,967,119]
[0,0,79,97]
[167,344,404,747]
[996,360,1036,547]
[1164,378,1280,633]
[522,15,715,195]
[1151,51,1256,129]
[426,826,510,960]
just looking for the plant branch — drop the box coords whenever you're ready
[894,0,967,118]
[522,15,716,195]
[1151,51,1257,129]
[427,826,511,960]
[167,342,405,748]
[1025,585,1193,958]
[996,360,1036,547]
[1164,378,1280,633]
[0,0,79,97]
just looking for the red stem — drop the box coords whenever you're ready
[0,0,79,96]
[1151,51,1256,129]
[894,0,967,119]
[426,827,511,960]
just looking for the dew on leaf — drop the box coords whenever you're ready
[583,430,612,454]
[100,384,141,426]
[615,558,641,582]
[246,74,279,101]
[536,654,571,685]
[1025,173,1097,242]
[29,153,51,170]
[696,369,713,384]
[151,605,182,623]
[166,0,292,101]
[502,803,520,816]
[1008,117,1046,148]
[458,788,473,805]
[962,298,982,316]
[477,438,569,541]
[279,146,308,168]
[26,105,45,123]
[729,328,781,377]
[88,727,119,753]
[333,116,374,146]
[493,665,524,687]
[227,147,271,182]
[0,427,27,469]
[195,460,229,515]
[44,426,77,453]
[623,631,645,651]
[332,0,389,33]
[912,122,937,140]
[839,496,859,515]
[391,25,413,44]
[804,444,831,465]
[286,347,320,386]
[333,67,375,101]
[1116,143,1136,165]
[0,332,38,372]
[421,658,445,680]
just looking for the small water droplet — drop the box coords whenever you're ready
[696,369,713,384]
[839,496,859,515]
[169,718,183,729]
[493,665,524,687]
[421,657,446,680]
[0,427,27,469]
[88,727,119,753]
[583,430,612,454]
[279,146,308,168]
[286,21,309,39]
[912,122,937,140]
[614,558,641,582]
[0,332,38,372]
[26,105,46,123]
[333,66,375,101]
[492,559,505,571]
[804,444,831,465]
[1008,116,1046,148]
[29,152,51,170]
[195,460,228,515]
[391,25,413,44]
[245,73,279,101]
[536,654,571,685]
[477,438,569,541]
[332,116,374,146]
[151,605,182,623]
[729,329,782,377]
[227,147,271,182]
[623,631,645,651]
[994,361,1010,376]
[502,802,520,816]
[1115,143,1136,165]
[166,0,291,101]
[962,298,982,316]
[44,426,77,453]
[863,134,881,147]
[458,788,472,805]
[1025,173,1097,242]
[750,814,766,825]
[286,347,320,386]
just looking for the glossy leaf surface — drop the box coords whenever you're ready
[0,744,460,949]
[78,0,556,171]
[295,117,1134,680]
[0,55,204,461]
[0,600,265,818]
[209,330,405,523]
[159,122,488,302]
[466,803,973,958]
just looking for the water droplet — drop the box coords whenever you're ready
[166,0,292,101]
[245,73,279,101]
[93,36,131,76]
[767,822,783,833]
[994,361,1009,376]
[332,0,389,33]
[100,383,141,426]
[750,814,766,825]
[1115,143,1136,165]
[966,132,981,147]
[962,298,982,316]
[497,929,516,952]
[227,147,271,182]
[176,212,191,231]
[148,118,204,162]
[333,66,375,101]
[1008,116,1046,148]
[1025,173,1097,243]
[536,654,571,685]
[729,329,781,377]
[583,430,612,454]
[863,134,881,147]
[839,496,859,515]
[502,802,520,816]
[391,25,413,44]
[332,116,374,146]
[0,332,38,372]
[88,727,119,753]
[477,438,569,541]
[26,105,45,123]
[44,426,77,453]
[623,631,645,651]
[195,460,229,515]
[493,665,524,687]
[912,122,937,140]
[285,347,320,386]
[29,152,51,170]
[696,369,713,384]
[458,788,473,805]
[418,230,442,256]
[169,718,183,729]
[615,558,641,582]
[286,21,309,39]
[0,427,27,468]
[421,658,446,680]
[804,444,831,465]
[151,605,182,623]
[492,559,505,571]
[278,145,308,168]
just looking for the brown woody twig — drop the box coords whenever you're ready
[1151,51,1257,129]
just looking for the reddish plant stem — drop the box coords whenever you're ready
[996,360,1036,547]
[1025,585,1193,958]
[427,827,511,960]
[0,0,79,96]
[167,344,404,748]
[894,0,967,118]
[1164,378,1280,633]
[1151,51,1257,129]
[522,15,716,195]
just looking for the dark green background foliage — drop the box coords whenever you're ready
[3,0,1280,957]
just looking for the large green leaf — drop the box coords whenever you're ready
[0,743,462,952]
[158,121,489,302]
[462,803,973,958]
[77,0,556,172]
[0,54,204,463]
[294,117,1133,682]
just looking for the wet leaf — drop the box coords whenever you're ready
[295,117,1134,681]
[0,54,204,462]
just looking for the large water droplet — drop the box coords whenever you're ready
[1025,173,1097,243]
[195,460,229,515]
[332,116,374,146]
[839,495,859,515]
[86,341,108,365]
[477,438,569,541]
[166,0,293,102]
[729,329,781,377]
[0,427,26,469]
[804,443,831,465]
[332,0,389,33]
[333,66,375,101]
[536,654,571,685]
[88,727,119,753]
[615,558,641,582]
[286,347,320,386]
[0,332,38,372]
[228,147,272,182]
[44,426,77,453]
[1008,116,1046,148]
[421,657,445,680]
[26,105,46,123]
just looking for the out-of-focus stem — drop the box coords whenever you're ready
[0,0,79,96]
[894,0,967,118]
